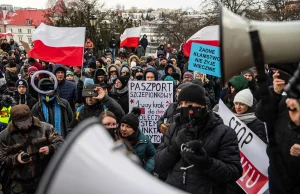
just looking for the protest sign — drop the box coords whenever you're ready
[218,100,269,194]
[188,42,221,77]
[128,81,173,144]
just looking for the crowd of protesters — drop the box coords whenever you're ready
[0,35,299,194]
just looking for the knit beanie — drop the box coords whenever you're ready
[241,69,254,77]
[117,76,129,87]
[120,107,141,131]
[16,79,28,88]
[183,71,194,79]
[66,70,74,77]
[28,66,38,75]
[178,84,206,106]
[140,56,146,61]
[228,76,249,93]
[89,62,97,69]
[233,89,253,107]
[84,78,94,85]
[178,82,193,90]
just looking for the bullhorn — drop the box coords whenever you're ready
[219,5,300,81]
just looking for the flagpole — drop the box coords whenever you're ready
[80,27,86,80]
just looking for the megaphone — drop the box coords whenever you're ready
[220,5,300,81]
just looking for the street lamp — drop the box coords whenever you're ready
[90,15,97,27]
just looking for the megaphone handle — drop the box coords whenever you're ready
[249,30,266,83]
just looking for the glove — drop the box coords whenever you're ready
[174,127,195,150]
[181,140,213,169]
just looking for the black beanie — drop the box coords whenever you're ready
[117,76,129,87]
[120,107,141,131]
[16,79,28,88]
[178,84,206,106]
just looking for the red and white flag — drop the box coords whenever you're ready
[0,30,13,37]
[120,27,141,48]
[183,25,219,57]
[28,23,85,67]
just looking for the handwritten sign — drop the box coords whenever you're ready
[188,43,221,77]
[218,100,269,194]
[128,81,173,144]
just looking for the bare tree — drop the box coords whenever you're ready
[264,0,300,21]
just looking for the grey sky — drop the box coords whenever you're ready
[1,0,201,10]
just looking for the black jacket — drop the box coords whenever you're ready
[247,118,267,144]
[157,102,179,133]
[31,95,73,138]
[154,112,242,194]
[15,94,37,109]
[109,86,129,114]
[256,87,300,193]
[68,95,125,135]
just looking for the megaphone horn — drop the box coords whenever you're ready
[220,5,300,82]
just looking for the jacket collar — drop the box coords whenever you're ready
[7,117,41,134]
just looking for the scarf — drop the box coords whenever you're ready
[111,85,128,95]
[18,94,27,105]
[234,112,257,124]
[127,130,140,147]
[42,96,62,135]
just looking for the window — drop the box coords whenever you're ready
[10,28,13,33]
[18,29,22,33]
[26,19,31,25]
[18,35,23,41]
[28,29,31,34]
[28,37,32,44]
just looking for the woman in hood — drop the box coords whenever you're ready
[107,64,119,88]
[128,55,141,66]
[109,76,129,113]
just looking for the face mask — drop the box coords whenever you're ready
[107,127,117,138]
[180,105,208,124]
[136,75,143,80]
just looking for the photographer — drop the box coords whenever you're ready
[154,84,242,194]
[0,104,64,194]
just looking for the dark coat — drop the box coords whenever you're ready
[140,37,148,49]
[155,112,242,194]
[56,80,77,110]
[4,67,18,84]
[247,118,267,144]
[160,64,176,81]
[256,87,300,193]
[134,45,145,58]
[15,94,37,109]
[0,117,64,183]
[67,95,125,135]
[109,86,129,114]
[31,95,73,138]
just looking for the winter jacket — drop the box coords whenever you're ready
[31,95,73,138]
[93,68,107,84]
[128,55,141,66]
[160,64,176,80]
[140,37,148,49]
[157,102,179,133]
[9,41,19,51]
[1,43,10,53]
[0,117,64,183]
[110,85,129,114]
[5,67,18,84]
[168,53,178,60]
[244,116,267,144]
[256,87,300,193]
[0,94,16,131]
[109,39,117,49]
[68,95,125,135]
[56,79,77,110]
[135,46,145,58]
[133,131,156,173]
[155,112,242,194]
[15,94,37,109]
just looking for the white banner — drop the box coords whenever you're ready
[218,100,269,194]
[128,81,173,143]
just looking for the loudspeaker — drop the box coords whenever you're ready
[220,5,300,81]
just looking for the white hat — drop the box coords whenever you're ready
[234,89,253,107]
[131,61,137,68]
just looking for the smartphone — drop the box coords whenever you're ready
[270,68,291,84]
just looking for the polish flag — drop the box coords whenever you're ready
[120,27,141,48]
[28,23,85,67]
[183,25,219,57]
[0,31,13,37]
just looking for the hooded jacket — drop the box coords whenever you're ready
[14,79,37,109]
[160,64,176,80]
[134,45,145,58]
[128,55,141,66]
[110,85,129,114]
[140,36,148,49]
[93,68,107,84]
[155,112,242,194]
[143,68,159,81]
[107,64,119,87]
[224,76,249,109]
[53,65,78,110]
[241,69,260,101]
[5,66,18,84]
[119,65,132,78]
[0,94,16,131]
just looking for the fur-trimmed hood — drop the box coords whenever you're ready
[128,55,141,65]
[119,65,132,77]
[107,64,119,76]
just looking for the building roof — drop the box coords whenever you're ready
[5,9,52,26]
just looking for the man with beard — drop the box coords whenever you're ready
[67,84,125,136]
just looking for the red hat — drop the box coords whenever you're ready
[28,66,38,74]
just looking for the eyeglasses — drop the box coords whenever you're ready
[102,123,118,128]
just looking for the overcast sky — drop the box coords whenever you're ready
[1,0,201,10]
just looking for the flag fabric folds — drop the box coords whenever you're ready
[120,27,142,48]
